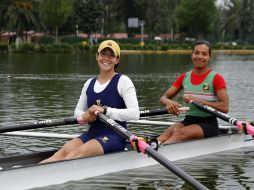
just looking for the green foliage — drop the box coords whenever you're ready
[45,43,73,53]
[39,35,55,44]
[34,44,47,53]
[2,41,254,54]
[0,43,9,53]
[60,35,87,44]
[77,43,89,51]
[0,0,41,39]
[143,44,157,50]
[39,0,73,29]
[10,43,16,50]
[144,0,180,36]
[176,0,217,39]
[74,0,103,34]
[1,0,254,45]
[239,0,254,42]
[39,0,73,42]
[18,43,35,52]
[10,43,35,53]
[161,44,169,51]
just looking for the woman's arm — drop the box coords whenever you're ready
[106,75,140,121]
[160,86,182,115]
[74,79,91,117]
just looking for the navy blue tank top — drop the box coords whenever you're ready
[86,73,127,136]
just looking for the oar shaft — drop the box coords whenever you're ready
[0,117,78,133]
[0,106,189,133]
[145,146,207,190]
[96,112,208,190]
[191,101,254,135]
[191,101,234,124]
[140,107,189,117]
[97,113,133,139]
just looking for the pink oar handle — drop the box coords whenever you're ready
[236,121,254,135]
[77,116,87,125]
[130,135,149,153]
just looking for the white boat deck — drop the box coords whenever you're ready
[0,133,254,190]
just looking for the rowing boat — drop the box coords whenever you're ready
[0,129,253,190]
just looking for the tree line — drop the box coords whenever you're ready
[0,0,254,44]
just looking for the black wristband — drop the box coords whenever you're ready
[103,106,108,114]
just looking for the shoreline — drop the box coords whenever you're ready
[121,49,254,55]
[1,49,254,55]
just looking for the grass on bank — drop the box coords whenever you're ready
[1,41,254,54]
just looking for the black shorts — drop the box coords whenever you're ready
[180,115,220,138]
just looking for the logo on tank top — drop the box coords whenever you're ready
[203,84,210,92]
[96,99,102,106]
[99,136,109,143]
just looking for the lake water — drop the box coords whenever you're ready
[0,52,254,189]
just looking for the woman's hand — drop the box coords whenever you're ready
[165,99,181,116]
[88,105,105,114]
[81,111,97,123]
[81,105,108,123]
[183,95,202,104]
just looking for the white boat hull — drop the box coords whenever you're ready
[0,133,254,190]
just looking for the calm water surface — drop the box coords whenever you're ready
[0,53,254,189]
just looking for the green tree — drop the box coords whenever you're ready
[39,0,73,43]
[113,0,150,37]
[215,0,241,42]
[176,0,217,39]
[145,0,180,38]
[0,0,41,44]
[239,0,254,42]
[74,0,103,36]
[214,0,254,43]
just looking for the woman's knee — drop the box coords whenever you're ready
[65,149,83,159]
[163,125,175,133]
[171,129,186,139]
[54,147,71,158]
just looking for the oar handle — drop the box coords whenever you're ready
[190,100,254,135]
[140,107,189,117]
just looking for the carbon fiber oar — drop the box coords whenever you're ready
[0,107,189,133]
[0,117,79,133]
[140,107,189,117]
[191,100,254,135]
[96,112,208,190]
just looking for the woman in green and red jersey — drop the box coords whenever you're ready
[157,40,229,144]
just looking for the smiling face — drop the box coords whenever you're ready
[191,44,211,71]
[96,47,119,73]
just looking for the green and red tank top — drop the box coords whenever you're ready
[183,71,217,117]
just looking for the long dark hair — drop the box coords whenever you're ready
[114,62,119,71]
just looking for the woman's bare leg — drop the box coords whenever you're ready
[157,123,184,143]
[65,139,104,159]
[40,138,83,163]
[164,124,204,144]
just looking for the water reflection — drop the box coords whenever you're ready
[1,53,254,189]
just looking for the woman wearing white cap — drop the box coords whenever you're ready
[41,40,139,163]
